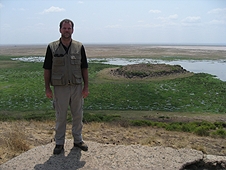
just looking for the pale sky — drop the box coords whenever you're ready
[0,0,226,45]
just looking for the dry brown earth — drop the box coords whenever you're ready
[1,119,226,165]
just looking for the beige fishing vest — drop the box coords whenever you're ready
[49,40,82,86]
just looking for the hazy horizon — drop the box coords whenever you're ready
[0,43,226,47]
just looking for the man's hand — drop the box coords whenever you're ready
[45,88,53,99]
[44,69,52,99]
[82,87,89,98]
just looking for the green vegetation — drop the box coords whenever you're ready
[0,55,226,138]
[86,73,226,112]
[83,112,121,122]
[129,120,226,138]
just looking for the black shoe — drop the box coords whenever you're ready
[74,141,88,151]
[53,145,64,155]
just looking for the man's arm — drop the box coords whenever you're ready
[82,68,89,98]
[44,69,53,99]
[43,45,53,99]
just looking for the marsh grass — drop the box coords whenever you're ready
[0,123,30,162]
[129,120,226,138]
[211,129,226,138]
[83,113,121,122]
[5,130,30,152]
[0,56,226,139]
[1,57,226,113]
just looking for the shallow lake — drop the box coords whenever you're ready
[89,58,226,82]
[12,57,226,82]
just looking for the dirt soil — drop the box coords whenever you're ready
[0,45,226,165]
[1,118,226,165]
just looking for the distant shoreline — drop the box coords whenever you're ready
[1,44,226,58]
[1,43,226,47]
[1,44,226,51]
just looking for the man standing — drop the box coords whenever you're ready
[43,19,89,154]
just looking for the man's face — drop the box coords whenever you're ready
[60,22,73,39]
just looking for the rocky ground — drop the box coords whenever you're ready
[2,140,225,170]
[0,119,226,166]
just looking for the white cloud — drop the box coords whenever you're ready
[138,20,144,23]
[208,8,226,14]
[168,14,178,19]
[208,8,226,22]
[209,19,225,25]
[148,9,161,14]
[41,6,65,14]
[78,1,84,4]
[182,16,201,23]
[1,23,11,30]
[19,8,25,11]
[157,14,178,21]
[0,3,3,9]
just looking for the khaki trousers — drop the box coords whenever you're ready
[53,84,83,145]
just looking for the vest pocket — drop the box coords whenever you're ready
[70,57,81,65]
[71,72,82,84]
[51,74,66,86]
[53,57,65,65]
